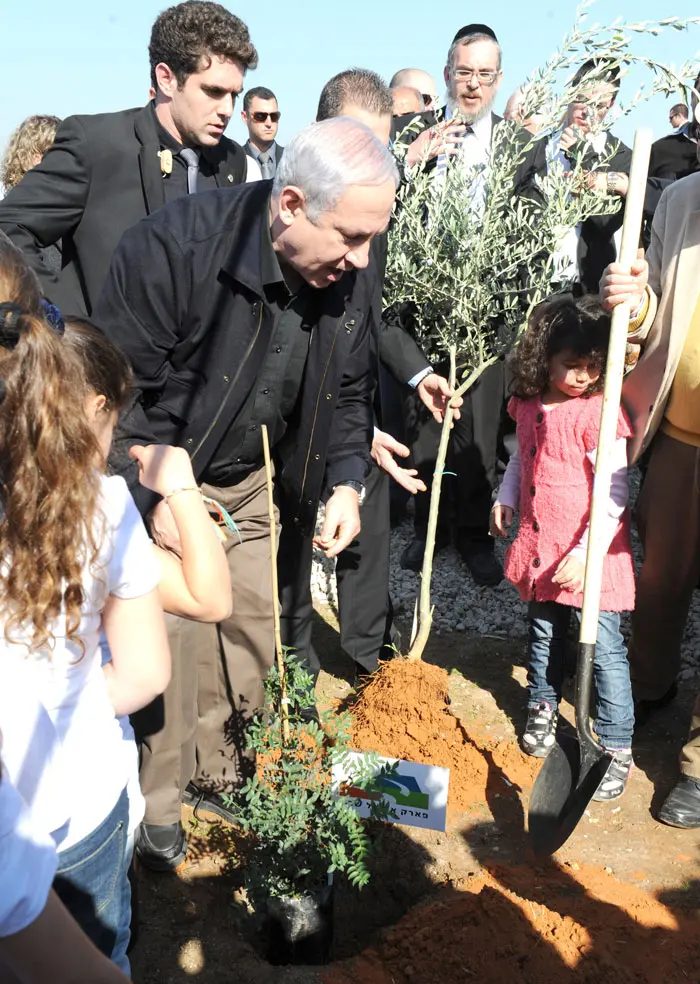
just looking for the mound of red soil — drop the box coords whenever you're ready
[350,660,538,815]
[325,860,700,984]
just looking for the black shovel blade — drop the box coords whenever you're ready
[528,729,613,857]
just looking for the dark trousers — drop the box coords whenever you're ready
[279,461,395,675]
[409,360,504,544]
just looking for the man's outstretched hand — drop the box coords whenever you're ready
[372,429,427,494]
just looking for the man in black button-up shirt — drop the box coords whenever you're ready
[200,219,319,485]
[96,117,398,870]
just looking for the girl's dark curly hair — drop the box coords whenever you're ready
[508,292,611,399]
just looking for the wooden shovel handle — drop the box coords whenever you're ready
[578,128,652,646]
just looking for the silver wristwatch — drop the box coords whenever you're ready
[332,480,366,506]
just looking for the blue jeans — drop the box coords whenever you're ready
[526,601,634,749]
[54,787,131,976]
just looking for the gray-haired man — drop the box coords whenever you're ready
[96,118,398,870]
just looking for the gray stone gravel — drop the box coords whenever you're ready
[310,472,700,678]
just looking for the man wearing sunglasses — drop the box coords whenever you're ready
[241,86,284,180]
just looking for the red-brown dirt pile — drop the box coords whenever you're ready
[325,860,700,984]
[350,660,539,815]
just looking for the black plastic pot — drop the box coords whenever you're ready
[262,879,334,965]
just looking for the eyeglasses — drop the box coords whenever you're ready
[251,111,281,123]
[422,93,436,108]
[453,68,498,86]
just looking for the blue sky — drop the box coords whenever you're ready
[2,0,699,153]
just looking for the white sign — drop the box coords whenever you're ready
[332,752,450,832]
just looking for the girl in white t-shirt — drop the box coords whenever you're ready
[0,240,171,976]
[0,766,129,984]
[63,318,233,865]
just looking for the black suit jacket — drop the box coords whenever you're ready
[528,130,632,293]
[96,181,377,533]
[0,104,247,316]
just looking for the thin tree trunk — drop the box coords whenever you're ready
[407,353,499,661]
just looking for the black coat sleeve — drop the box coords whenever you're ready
[323,284,375,494]
[0,116,91,310]
[94,219,190,513]
[369,228,431,386]
[378,313,431,384]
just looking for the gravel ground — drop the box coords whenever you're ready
[310,470,700,680]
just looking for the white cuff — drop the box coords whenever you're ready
[408,367,434,389]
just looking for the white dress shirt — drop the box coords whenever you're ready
[546,128,610,284]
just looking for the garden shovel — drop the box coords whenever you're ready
[528,128,652,857]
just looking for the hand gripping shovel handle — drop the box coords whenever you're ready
[576,128,653,745]
[527,130,653,857]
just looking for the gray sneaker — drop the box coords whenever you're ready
[592,748,633,802]
[521,702,558,758]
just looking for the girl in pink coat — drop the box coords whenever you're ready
[491,294,635,801]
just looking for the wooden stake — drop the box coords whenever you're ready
[261,424,289,744]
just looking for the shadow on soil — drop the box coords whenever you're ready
[130,613,700,982]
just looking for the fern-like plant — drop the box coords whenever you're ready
[223,649,392,910]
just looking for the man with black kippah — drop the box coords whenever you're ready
[400,23,536,586]
[452,22,498,43]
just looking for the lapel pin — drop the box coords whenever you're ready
[227,174,234,183]
[158,149,173,175]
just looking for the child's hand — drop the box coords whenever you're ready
[129,444,196,497]
[552,554,585,592]
[490,504,513,538]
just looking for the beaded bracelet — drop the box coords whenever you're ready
[163,486,200,504]
[162,485,242,544]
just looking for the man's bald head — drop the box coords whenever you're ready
[389,68,438,110]
[392,85,424,116]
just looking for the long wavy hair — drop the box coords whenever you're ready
[0,237,102,653]
[508,292,611,400]
[1,115,61,190]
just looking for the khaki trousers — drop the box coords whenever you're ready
[133,466,276,825]
[629,431,700,778]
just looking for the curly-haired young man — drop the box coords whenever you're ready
[0,1,259,317]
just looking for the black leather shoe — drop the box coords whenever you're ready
[634,681,678,730]
[657,776,700,828]
[456,542,503,587]
[135,821,187,871]
[182,782,237,824]
[400,533,449,572]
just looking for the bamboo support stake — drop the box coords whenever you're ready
[261,424,289,744]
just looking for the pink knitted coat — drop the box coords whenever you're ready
[504,394,636,612]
